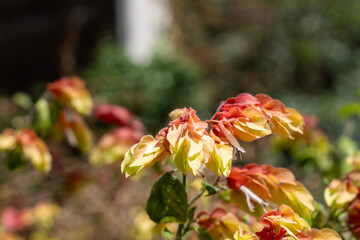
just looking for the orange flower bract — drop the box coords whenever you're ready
[54,111,93,152]
[228,164,314,219]
[17,129,52,172]
[122,93,304,178]
[166,108,209,175]
[296,228,341,240]
[121,133,170,177]
[210,93,304,145]
[197,208,252,240]
[0,129,52,172]
[122,108,236,177]
[260,205,310,238]
[47,76,93,116]
[256,94,304,139]
[347,190,360,238]
[324,179,358,210]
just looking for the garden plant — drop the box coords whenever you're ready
[1,76,360,239]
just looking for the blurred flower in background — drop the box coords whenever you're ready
[47,77,93,116]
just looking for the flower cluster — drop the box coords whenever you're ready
[257,205,310,239]
[324,168,360,237]
[0,129,52,171]
[227,164,315,219]
[47,76,93,116]
[122,93,304,178]
[45,76,94,152]
[198,205,340,240]
[0,76,97,171]
[197,208,252,239]
[209,93,304,144]
[325,178,358,210]
[122,108,235,177]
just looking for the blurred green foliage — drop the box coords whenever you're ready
[86,41,211,134]
[86,0,360,140]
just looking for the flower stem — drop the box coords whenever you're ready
[183,173,187,189]
[189,176,221,206]
[189,189,205,206]
[176,174,187,239]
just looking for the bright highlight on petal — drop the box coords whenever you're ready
[229,230,258,240]
[121,134,170,177]
[121,93,304,178]
[121,108,237,177]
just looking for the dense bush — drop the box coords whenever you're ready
[1,77,360,239]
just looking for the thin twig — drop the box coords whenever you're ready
[189,189,205,206]
[175,174,187,239]
[189,176,221,206]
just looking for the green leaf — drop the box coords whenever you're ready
[35,98,53,136]
[164,228,174,239]
[197,226,212,240]
[6,146,26,170]
[188,206,197,221]
[12,92,33,110]
[146,172,188,223]
[338,103,360,118]
[202,181,220,196]
[310,202,327,229]
[183,206,197,235]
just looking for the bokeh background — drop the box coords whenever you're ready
[1,0,360,239]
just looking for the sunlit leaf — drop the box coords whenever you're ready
[146,172,188,223]
[202,181,220,196]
